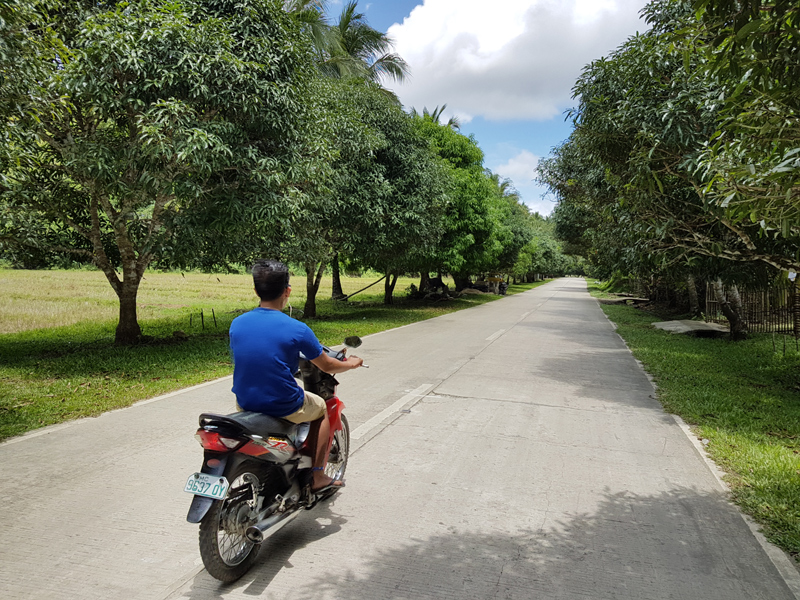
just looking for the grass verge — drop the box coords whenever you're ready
[588,282,800,561]
[0,269,549,442]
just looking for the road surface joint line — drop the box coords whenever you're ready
[672,414,800,596]
[428,391,635,414]
[479,292,554,346]
[350,383,435,440]
[352,283,575,449]
[160,565,205,600]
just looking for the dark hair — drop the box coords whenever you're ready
[252,259,290,301]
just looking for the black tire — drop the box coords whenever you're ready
[325,414,349,482]
[198,463,262,582]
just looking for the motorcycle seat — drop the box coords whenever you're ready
[199,411,300,441]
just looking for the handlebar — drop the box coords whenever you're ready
[300,347,368,367]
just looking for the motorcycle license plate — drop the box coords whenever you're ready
[184,473,229,500]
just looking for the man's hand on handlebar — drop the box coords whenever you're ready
[345,355,364,369]
[311,350,365,374]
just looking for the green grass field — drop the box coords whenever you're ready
[0,268,548,441]
[589,283,800,561]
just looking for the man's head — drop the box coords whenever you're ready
[252,259,291,302]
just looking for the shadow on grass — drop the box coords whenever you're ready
[0,303,246,439]
[176,488,795,600]
[0,288,527,441]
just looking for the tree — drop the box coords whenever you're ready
[688,0,800,244]
[342,101,447,304]
[411,104,462,131]
[562,3,795,254]
[537,0,800,339]
[280,78,390,317]
[412,114,505,290]
[309,0,411,300]
[489,176,539,276]
[538,0,759,334]
[1,0,324,344]
[324,1,409,84]
[284,1,413,305]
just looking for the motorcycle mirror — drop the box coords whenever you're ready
[344,336,362,348]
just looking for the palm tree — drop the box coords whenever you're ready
[285,1,410,301]
[412,104,461,130]
[326,1,409,84]
[284,0,409,85]
[283,0,342,64]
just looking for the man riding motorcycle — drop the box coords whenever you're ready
[228,259,362,493]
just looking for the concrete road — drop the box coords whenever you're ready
[1,278,798,599]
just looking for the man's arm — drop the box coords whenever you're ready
[310,352,363,374]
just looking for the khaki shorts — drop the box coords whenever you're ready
[236,390,326,423]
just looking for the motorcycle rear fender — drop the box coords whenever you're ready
[186,452,229,524]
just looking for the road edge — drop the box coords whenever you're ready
[592,291,800,597]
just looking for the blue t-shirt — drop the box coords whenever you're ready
[229,308,324,417]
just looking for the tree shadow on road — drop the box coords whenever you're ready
[173,488,793,600]
[286,488,792,600]
[174,496,349,599]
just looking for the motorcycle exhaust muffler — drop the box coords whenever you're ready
[245,509,302,544]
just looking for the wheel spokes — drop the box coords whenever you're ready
[216,477,256,566]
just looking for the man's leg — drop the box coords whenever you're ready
[285,391,343,491]
[307,410,342,491]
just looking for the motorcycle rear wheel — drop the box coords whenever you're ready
[325,414,349,482]
[198,464,261,582]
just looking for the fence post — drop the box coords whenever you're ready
[794,279,800,339]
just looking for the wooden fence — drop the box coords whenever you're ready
[706,279,800,335]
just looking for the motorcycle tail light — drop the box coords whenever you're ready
[195,429,243,452]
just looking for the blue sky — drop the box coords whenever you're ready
[326,0,651,215]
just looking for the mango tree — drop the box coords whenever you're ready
[1,0,323,344]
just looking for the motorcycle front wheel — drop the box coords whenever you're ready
[198,463,261,582]
[325,414,349,482]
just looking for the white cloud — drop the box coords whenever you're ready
[387,0,649,121]
[494,149,539,185]
[490,150,553,215]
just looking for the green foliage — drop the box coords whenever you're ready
[1,0,325,342]
[307,0,409,84]
[540,0,800,288]
[343,99,448,278]
[414,116,495,276]
[412,115,572,281]
[688,0,800,242]
[1,0,557,322]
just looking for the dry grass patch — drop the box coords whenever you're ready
[2,269,549,441]
[0,268,427,334]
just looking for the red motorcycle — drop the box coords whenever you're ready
[184,338,360,582]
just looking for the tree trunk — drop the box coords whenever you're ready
[419,272,431,293]
[383,271,398,305]
[453,275,471,292]
[331,253,346,300]
[712,278,747,341]
[303,261,326,318]
[686,274,700,317]
[729,284,744,317]
[115,277,142,345]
